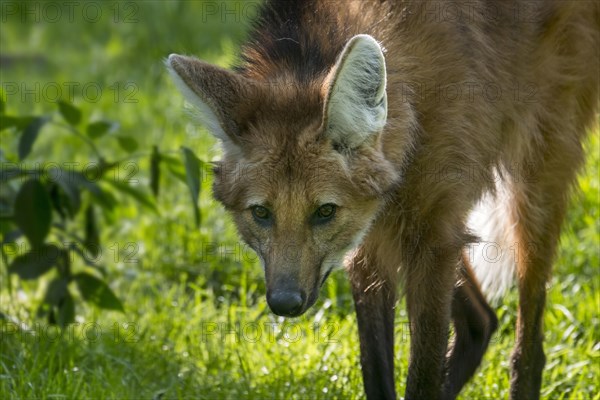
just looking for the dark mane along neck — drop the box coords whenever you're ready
[235,0,384,83]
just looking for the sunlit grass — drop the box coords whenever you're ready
[1,1,598,399]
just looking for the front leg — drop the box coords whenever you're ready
[404,240,457,400]
[349,247,398,400]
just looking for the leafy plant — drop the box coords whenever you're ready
[0,98,203,327]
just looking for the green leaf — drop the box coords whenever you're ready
[74,273,124,312]
[13,179,52,248]
[44,278,68,306]
[68,246,93,269]
[55,247,71,278]
[84,205,100,257]
[57,291,75,327]
[0,228,21,243]
[57,100,81,125]
[49,183,67,220]
[161,154,187,184]
[104,179,159,214]
[18,116,49,160]
[68,171,117,211]
[0,116,18,131]
[8,244,60,280]
[167,165,187,184]
[0,166,25,182]
[0,97,4,114]
[50,168,81,216]
[1,116,34,132]
[181,146,201,227]
[87,120,117,139]
[150,146,160,197]
[116,136,138,153]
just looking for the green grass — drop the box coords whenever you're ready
[1,1,599,399]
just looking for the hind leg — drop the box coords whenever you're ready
[442,254,498,400]
[510,203,554,399]
[509,147,583,399]
[510,199,558,400]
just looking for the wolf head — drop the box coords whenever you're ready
[167,35,399,317]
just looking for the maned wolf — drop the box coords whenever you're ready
[167,1,599,398]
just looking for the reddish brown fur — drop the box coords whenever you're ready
[168,1,599,399]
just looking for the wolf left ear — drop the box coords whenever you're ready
[323,35,388,148]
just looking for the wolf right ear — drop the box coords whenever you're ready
[166,54,258,146]
[323,35,388,149]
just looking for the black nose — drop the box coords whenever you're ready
[267,290,304,317]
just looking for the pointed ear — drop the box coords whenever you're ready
[166,54,258,144]
[323,35,387,148]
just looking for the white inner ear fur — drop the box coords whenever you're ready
[325,34,388,148]
[165,54,230,143]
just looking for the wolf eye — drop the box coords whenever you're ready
[315,204,336,221]
[252,205,271,221]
